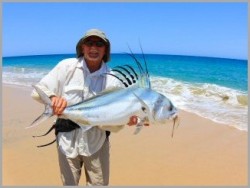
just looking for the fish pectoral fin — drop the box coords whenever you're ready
[133,124,143,135]
[133,117,148,135]
[133,118,143,135]
[132,92,151,116]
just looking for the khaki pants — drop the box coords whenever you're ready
[57,139,110,186]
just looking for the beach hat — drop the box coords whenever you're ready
[76,29,111,62]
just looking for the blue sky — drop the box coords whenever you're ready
[2,2,248,60]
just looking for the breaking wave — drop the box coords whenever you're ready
[151,76,248,131]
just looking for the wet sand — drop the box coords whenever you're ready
[2,84,248,186]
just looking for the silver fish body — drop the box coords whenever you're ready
[61,87,177,126]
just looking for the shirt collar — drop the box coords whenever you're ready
[77,57,108,77]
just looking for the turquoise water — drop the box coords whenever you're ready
[2,53,248,131]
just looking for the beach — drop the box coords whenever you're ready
[2,84,248,186]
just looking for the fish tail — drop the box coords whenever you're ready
[26,85,53,129]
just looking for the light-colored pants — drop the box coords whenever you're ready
[57,139,110,186]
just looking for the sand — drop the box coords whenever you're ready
[2,84,248,186]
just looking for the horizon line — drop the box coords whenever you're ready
[2,52,247,61]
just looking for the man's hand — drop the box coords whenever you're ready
[127,116,138,126]
[50,96,67,115]
[127,116,150,126]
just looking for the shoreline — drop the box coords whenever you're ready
[2,84,248,186]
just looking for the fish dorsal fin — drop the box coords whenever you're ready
[103,44,151,89]
[126,45,151,89]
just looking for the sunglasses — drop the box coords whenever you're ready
[84,40,105,47]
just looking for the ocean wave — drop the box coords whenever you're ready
[150,76,248,131]
[2,66,49,87]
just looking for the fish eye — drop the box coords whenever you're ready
[141,107,146,112]
[168,103,173,111]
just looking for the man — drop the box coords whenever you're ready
[31,29,138,186]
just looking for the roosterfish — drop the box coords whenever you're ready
[27,51,179,143]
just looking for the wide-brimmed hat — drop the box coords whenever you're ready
[76,29,111,62]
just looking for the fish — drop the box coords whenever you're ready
[28,49,179,138]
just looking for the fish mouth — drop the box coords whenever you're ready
[169,111,178,120]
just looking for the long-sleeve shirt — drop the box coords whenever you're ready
[31,57,124,157]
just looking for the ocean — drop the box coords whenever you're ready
[2,53,248,131]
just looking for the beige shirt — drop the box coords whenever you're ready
[31,57,124,157]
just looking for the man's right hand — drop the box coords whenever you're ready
[50,96,67,115]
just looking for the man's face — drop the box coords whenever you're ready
[82,36,106,65]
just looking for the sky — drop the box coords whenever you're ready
[2,2,248,60]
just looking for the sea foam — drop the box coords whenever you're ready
[151,76,248,131]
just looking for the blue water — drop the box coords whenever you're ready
[2,53,248,131]
[111,54,247,92]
